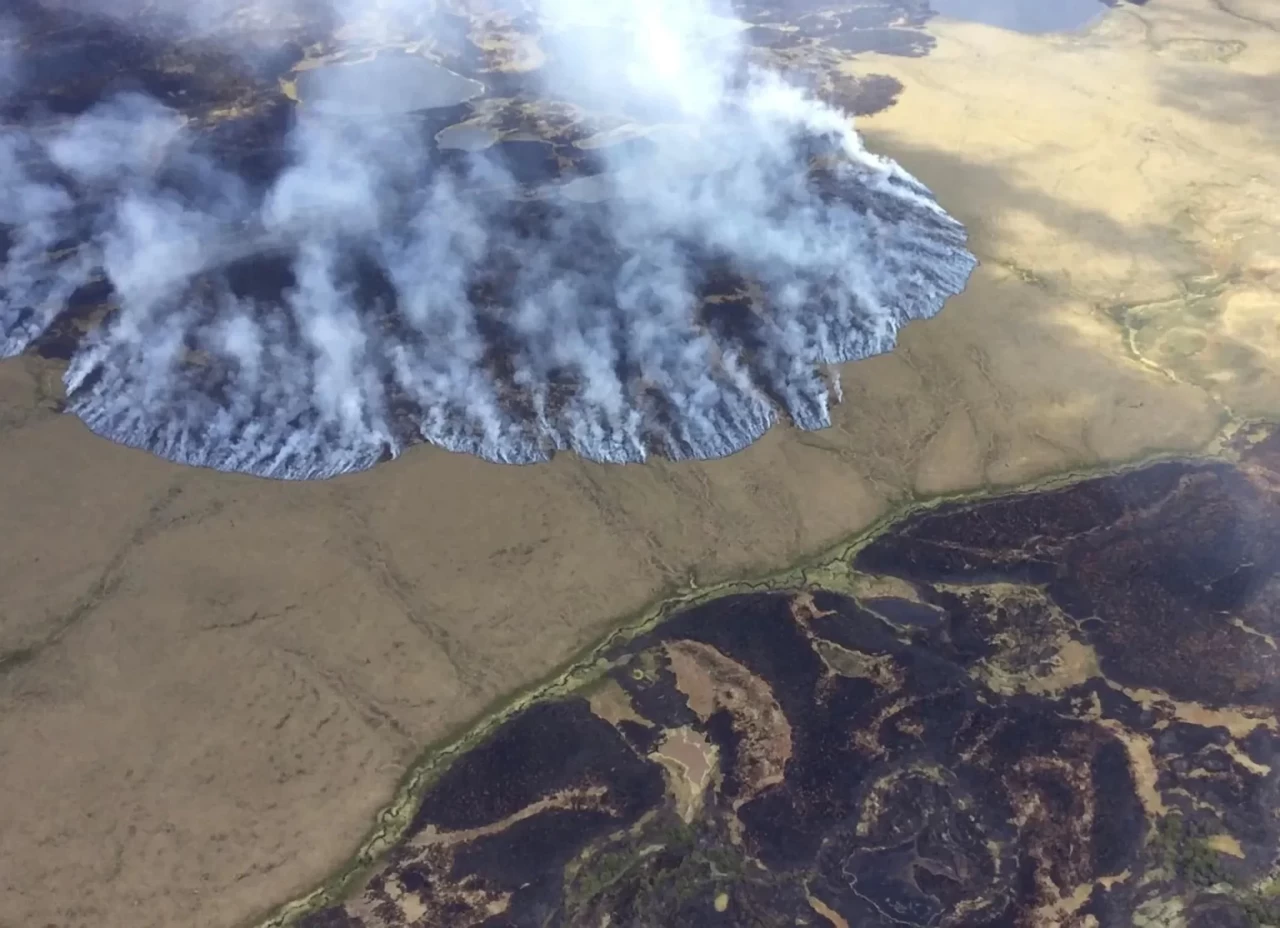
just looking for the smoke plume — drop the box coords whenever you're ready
[0,0,977,479]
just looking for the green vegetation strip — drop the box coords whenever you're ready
[1151,813,1280,928]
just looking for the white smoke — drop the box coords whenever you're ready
[0,16,22,97]
[0,0,977,479]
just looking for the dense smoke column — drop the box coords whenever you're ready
[0,0,978,480]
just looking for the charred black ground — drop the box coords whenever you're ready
[294,426,1280,928]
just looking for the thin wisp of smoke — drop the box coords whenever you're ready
[0,0,977,479]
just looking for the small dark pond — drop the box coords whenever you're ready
[929,0,1113,33]
[296,54,485,115]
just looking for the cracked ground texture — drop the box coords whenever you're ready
[0,0,1277,926]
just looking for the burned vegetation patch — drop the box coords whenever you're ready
[2,0,976,480]
[302,432,1280,927]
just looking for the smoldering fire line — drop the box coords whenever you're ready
[0,0,977,480]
